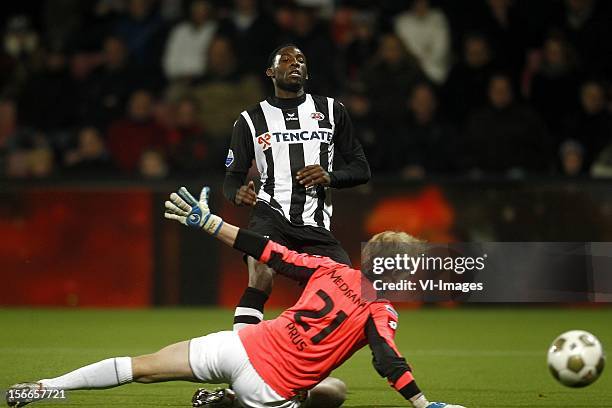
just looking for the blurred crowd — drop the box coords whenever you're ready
[1,0,611,180]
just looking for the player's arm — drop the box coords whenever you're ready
[164,186,326,283]
[328,101,371,188]
[366,304,465,408]
[296,101,371,189]
[223,115,257,206]
[365,304,424,406]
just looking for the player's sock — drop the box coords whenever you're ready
[410,394,431,408]
[232,287,269,331]
[39,357,133,390]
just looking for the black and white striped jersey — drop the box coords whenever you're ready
[224,93,370,230]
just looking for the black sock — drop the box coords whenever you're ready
[232,287,269,331]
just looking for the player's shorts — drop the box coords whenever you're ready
[247,201,352,266]
[189,331,304,408]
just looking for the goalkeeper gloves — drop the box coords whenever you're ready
[164,186,224,235]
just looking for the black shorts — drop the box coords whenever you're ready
[247,201,352,266]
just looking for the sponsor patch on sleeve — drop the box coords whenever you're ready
[225,149,234,168]
[385,304,399,318]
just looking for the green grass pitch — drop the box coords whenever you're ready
[1,308,611,407]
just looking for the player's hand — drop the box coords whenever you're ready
[296,165,331,188]
[164,186,224,235]
[235,180,257,206]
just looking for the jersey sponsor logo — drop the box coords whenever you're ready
[271,130,333,143]
[257,133,272,150]
[225,149,234,167]
[385,304,399,318]
[284,112,299,121]
[311,112,325,121]
[388,320,398,330]
[324,270,368,308]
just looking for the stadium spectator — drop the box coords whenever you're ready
[343,86,378,170]
[3,1,612,180]
[396,82,456,177]
[360,33,423,138]
[343,11,378,81]
[158,0,185,22]
[114,0,167,76]
[528,35,580,134]
[106,89,167,174]
[69,0,125,52]
[0,15,42,99]
[28,145,56,178]
[443,33,495,125]
[42,0,88,52]
[81,36,140,130]
[591,143,612,178]
[151,97,174,131]
[0,99,38,165]
[0,100,55,178]
[554,0,612,78]
[278,5,339,95]
[63,126,115,176]
[18,46,76,133]
[138,148,168,179]
[177,36,263,141]
[4,150,29,178]
[471,0,527,81]
[562,81,612,168]
[217,0,278,76]
[393,0,451,84]
[464,74,550,176]
[162,0,217,81]
[167,98,213,175]
[4,130,55,179]
[558,139,586,176]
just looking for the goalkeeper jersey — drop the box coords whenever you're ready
[235,229,420,401]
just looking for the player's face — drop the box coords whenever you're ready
[268,47,308,93]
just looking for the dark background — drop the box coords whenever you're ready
[1,0,611,307]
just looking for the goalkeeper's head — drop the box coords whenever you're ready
[361,231,425,282]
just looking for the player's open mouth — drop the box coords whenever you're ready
[289,71,301,78]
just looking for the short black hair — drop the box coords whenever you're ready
[267,43,300,67]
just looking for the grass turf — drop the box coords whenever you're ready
[0,308,610,407]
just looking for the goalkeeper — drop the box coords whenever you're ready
[7,187,465,408]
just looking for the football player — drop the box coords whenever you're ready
[6,187,465,408]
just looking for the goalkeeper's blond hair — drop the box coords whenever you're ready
[361,231,425,280]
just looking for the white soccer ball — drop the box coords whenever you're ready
[547,330,605,387]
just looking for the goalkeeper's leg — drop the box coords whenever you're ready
[8,341,197,406]
[36,341,195,390]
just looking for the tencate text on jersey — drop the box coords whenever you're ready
[271,130,334,143]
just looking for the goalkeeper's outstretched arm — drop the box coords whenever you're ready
[164,186,330,283]
[163,186,269,260]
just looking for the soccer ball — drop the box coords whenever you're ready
[547,330,605,387]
